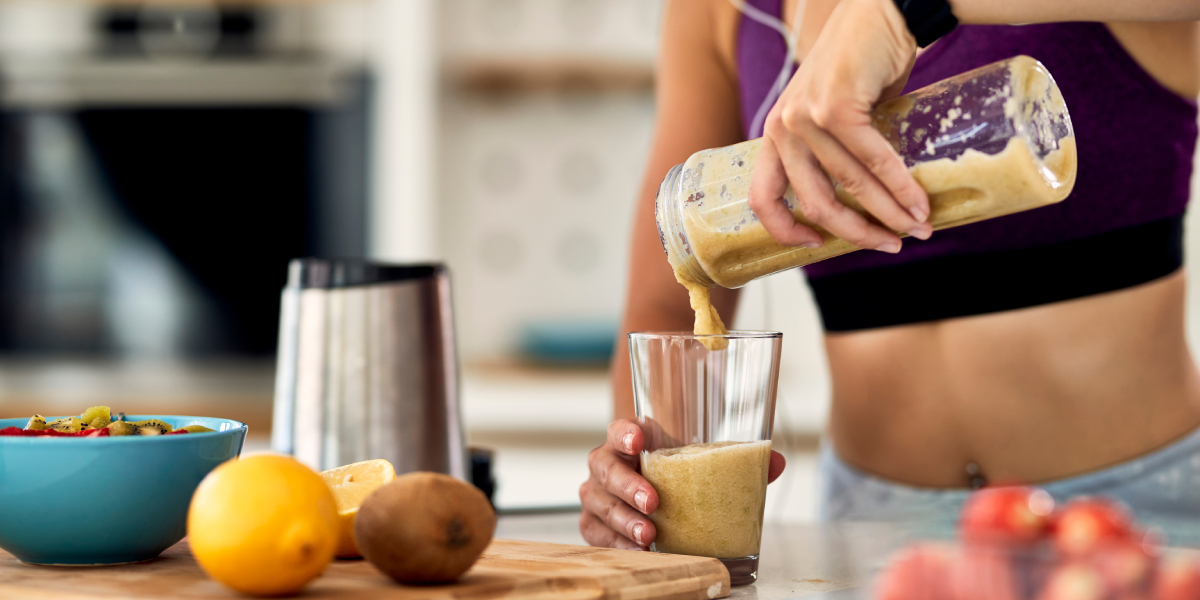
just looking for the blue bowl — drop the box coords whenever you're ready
[0,415,246,565]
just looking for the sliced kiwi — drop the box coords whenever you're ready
[106,421,136,436]
[137,427,161,436]
[80,406,111,429]
[25,415,47,431]
[129,419,173,435]
[179,425,215,433]
[47,417,82,433]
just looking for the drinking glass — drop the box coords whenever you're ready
[628,331,782,586]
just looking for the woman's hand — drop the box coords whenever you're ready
[748,0,930,254]
[579,419,787,550]
[579,420,658,549]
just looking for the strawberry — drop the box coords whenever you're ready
[1053,498,1136,556]
[960,487,1056,546]
[1090,540,1155,596]
[947,545,1021,600]
[1155,555,1200,600]
[1037,563,1106,600]
[876,543,955,600]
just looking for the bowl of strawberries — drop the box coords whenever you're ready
[875,487,1200,600]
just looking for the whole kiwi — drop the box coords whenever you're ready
[355,472,496,584]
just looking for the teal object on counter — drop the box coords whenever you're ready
[519,320,617,365]
[0,415,246,565]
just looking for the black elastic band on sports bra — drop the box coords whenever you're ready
[808,217,1184,332]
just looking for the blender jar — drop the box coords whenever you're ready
[656,55,1077,290]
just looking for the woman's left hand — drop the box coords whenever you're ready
[749,0,931,254]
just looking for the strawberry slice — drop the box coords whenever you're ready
[0,426,110,437]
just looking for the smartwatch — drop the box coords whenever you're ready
[892,0,958,47]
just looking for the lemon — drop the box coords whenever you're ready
[319,459,396,558]
[188,455,339,597]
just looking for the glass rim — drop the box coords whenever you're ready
[628,330,782,340]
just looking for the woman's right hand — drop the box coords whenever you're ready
[749,0,928,254]
[578,419,658,550]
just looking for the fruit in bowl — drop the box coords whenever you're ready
[876,487,1197,600]
[2,405,216,437]
[0,411,246,565]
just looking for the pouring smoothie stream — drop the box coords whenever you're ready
[655,56,1078,339]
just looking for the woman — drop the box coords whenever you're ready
[580,0,1200,550]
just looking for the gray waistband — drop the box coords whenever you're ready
[817,425,1200,542]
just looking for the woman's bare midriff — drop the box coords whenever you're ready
[826,269,1200,488]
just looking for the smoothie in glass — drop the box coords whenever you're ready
[641,440,772,559]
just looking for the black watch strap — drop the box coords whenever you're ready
[892,0,958,47]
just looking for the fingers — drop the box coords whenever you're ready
[755,0,929,256]
[769,127,901,253]
[747,136,825,248]
[764,111,903,254]
[578,479,656,549]
[579,420,661,550]
[588,442,659,515]
[768,450,786,484]
[606,419,643,457]
[579,509,647,551]
[802,110,930,238]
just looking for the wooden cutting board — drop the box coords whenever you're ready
[0,539,731,600]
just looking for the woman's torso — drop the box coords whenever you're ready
[722,0,1200,487]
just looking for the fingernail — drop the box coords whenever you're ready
[909,205,928,222]
[907,224,932,240]
[877,240,901,254]
[634,490,648,512]
[802,241,822,249]
[622,432,634,453]
[633,523,644,545]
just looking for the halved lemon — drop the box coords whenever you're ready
[319,459,396,558]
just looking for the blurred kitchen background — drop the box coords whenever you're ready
[1,0,1199,524]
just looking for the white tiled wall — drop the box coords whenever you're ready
[438,0,662,360]
[441,92,655,359]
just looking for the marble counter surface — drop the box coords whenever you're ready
[495,512,917,599]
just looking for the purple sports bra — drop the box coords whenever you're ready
[737,0,1199,330]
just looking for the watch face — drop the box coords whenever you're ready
[895,0,959,48]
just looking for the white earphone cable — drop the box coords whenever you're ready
[727,0,808,520]
[727,0,807,138]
